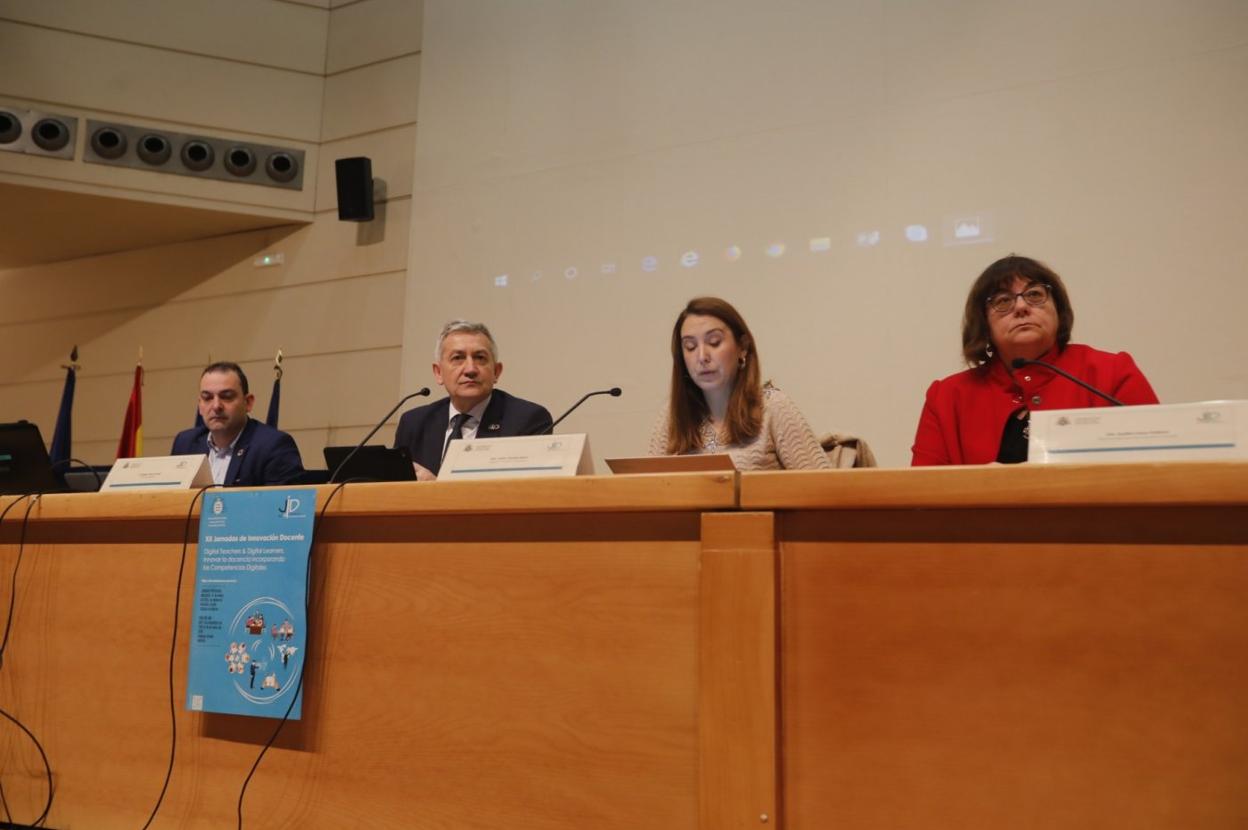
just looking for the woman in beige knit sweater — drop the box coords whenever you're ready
[648,296,831,471]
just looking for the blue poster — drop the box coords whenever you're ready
[185,489,315,719]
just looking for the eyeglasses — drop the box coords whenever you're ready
[986,283,1051,315]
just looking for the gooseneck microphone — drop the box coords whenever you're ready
[329,388,431,483]
[547,387,622,433]
[1010,358,1123,406]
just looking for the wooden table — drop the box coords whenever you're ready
[742,462,1248,830]
[1,463,1245,828]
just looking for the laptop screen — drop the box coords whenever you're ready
[0,421,61,495]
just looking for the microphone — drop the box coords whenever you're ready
[329,388,431,483]
[547,387,622,433]
[1010,358,1123,406]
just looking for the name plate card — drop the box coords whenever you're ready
[439,434,592,480]
[102,454,213,491]
[1029,400,1248,464]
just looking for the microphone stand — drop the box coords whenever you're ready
[329,388,431,483]
[1010,358,1124,406]
[547,387,622,433]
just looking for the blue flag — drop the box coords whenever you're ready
[50,360,76,470]
[265,375,281,428]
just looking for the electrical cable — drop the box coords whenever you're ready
[235,481,354,829]
[0,495,54,827]
[137,485,215,830]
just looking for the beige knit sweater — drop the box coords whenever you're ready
[648,386,832,471]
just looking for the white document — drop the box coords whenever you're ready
[102,454,214,491]
[1029,400,1248,464]
[438,433,593,480]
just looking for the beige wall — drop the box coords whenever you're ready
[0,0,422,466]
[404,0,1248,468]
[5,2,1244,470]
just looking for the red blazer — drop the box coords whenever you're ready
[911,344,1159,466]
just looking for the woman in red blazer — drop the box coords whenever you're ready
[911,255,1159,466]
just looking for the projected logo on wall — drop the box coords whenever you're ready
[488,212,994,288]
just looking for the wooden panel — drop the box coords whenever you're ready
[160,206,411,305]
[0,480,740,826]
[0,512,702,828]
[741,463,1248,510]
[779,507,1248,830]
[0,0,330,73]
[321,54,420,141]
[0,21,324,141]
[141,347,404,451]
[699,512,778,830]
[0,269,403,382]
[327,0,423,74]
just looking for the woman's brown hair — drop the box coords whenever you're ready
[961,254,1075,367]
[666,297,763,454]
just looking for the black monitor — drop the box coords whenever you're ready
[0,421,61,495]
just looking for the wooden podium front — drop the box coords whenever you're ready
[743,462,1248,830]
[1,463,1245,829]
[0,474,772,829]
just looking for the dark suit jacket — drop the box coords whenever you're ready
[393,389,553,475]
[171,418,305,487]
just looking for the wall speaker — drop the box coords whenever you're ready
[90,125,127,159]
[83,120,304,190]
[0,109,21,145]
[335,157,374,222]
[0,105,77,159]
[224,146,257,177]
[31,117,72,152]
[136,133,171,165]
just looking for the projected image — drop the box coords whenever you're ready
[944,213,995,246]
[486,210,996,288]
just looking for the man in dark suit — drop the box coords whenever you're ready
[394,320,552,480]
[171,362,304,487]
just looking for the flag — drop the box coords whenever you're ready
[265,375,281,427]
[117,362,143,459]
[50,346,78,470]
[266,349,283,428]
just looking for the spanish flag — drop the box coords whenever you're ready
[116,362,143,458]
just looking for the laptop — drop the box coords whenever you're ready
[604,453,737,474]
[322,444,416,483]
[0,421,62,495]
